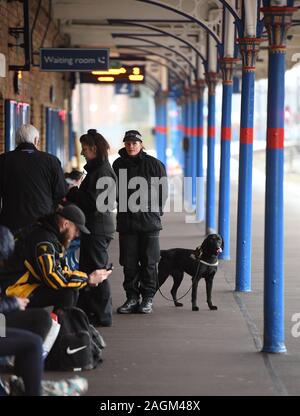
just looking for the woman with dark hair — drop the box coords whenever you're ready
[66,129,116,326]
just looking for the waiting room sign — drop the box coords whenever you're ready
[40,48,109,71]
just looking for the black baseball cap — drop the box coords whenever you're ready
[58,204,90,234]
[123,130,142,142]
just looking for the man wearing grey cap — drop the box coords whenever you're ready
[1,204,111,311]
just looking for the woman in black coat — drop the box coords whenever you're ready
[67,129,116,326]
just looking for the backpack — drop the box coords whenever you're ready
[45,307,106,371]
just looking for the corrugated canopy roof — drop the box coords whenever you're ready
[51,0,300,90]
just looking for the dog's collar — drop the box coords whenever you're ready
[191,253,218,267]
[200,259,218,267]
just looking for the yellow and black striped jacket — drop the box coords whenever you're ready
[4,216,88,298]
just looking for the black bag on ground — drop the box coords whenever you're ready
[45,306,106,371]
[77,283,112,327]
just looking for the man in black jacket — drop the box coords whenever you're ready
[113,130,168,314]
[0,224,89,396]
[0,124,67,232]
[0,224,48,396]
[2,204,111,310]
[0,225,52,340]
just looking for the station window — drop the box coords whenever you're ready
[68,111,75,161]
[45,107,66,166]
[5,100,30,151]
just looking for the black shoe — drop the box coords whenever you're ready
[117,299,140,314]
[98,321,112,327]
[9,376,25,396]
[90,317,112,327]
[139,298,153,314]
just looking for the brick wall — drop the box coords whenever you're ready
[0,0,73,160]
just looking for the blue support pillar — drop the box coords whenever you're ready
[191,88,198,207]
[182,96,189,178]
[205,72,218,234]
[235,38,261,292]
[196,80,206,222]
[176,99,184,168]
[185,93,193,208]
[186,94,193,178]
[160,93,168,167]
[155,94,167,166]
[155,96,161,160]
[261,4,296,353]
[218,58,238,260]
[169,97,183,168]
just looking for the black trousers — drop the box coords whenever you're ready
[5,308,52,341]
[119,231,160,300]
[28,286,79,311]
[78,234,113,326]
[0,328,43,395]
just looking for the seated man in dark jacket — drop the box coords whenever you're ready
[0,224,51,340]
[0,224,48,396]
[2,204,112,311]
[0,225,88,396]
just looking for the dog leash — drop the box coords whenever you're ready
[157,255,203,303]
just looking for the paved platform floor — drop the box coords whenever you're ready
[46,166,300,396]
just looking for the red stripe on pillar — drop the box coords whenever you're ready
[240,127,253,144]
[191,127,198,137]
[221,127,232,141]
[186,127,192,136]
[156,126,167,134]
[267,128,284,149]
[197,127,204,137]
[208,127,215,138]
[177,124,184,132]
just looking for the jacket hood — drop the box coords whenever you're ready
[38,214,62,241]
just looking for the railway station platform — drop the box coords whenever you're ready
[46,160,300,397]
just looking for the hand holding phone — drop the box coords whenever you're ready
[106,263,114,271]
[88,268,112,286]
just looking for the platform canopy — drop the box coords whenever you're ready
[51,0,300,92]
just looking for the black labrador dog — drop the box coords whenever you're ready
[157,234,224,311]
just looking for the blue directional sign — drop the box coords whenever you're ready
[40,48,109,71]
[115,84,132,95]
